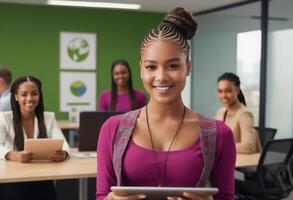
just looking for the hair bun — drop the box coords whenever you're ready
[161,7,197,40]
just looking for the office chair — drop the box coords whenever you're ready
[237,127,277,180]
[255,127,277,148]
[235,138,293,200]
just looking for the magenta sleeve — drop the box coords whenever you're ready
[98,91,109,112]
[211,121,236,200]
[135,90,147,109]
[96,116,120,200]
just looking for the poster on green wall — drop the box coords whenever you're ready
[60,32,96,70]
[59,71,96,113]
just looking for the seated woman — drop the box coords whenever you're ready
[0,76,70,200]
[98,59,147,112]
[215,72,261,154]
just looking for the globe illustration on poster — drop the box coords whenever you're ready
[67,38,89,62]
[70,81,87,97]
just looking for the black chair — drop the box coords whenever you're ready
[255,127,277,148]
[237,127,277,180]
[236,138,293,200]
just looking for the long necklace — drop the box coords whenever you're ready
[146,105,186,187]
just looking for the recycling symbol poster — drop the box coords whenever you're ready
[59,32,97,112]
[60,32,96,69]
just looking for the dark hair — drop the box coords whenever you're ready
[140,7,198,59]
[0,66,12,84]
[110,59,138,111]
[217,72,246,106]
[10,76,47,150]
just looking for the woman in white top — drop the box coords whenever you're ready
[0,76,70,200]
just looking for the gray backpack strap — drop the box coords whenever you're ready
[112,109,140,186]
[196,114,217,187]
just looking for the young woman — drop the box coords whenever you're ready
[0,76,70,200]
[216,72,261,153]
[98,59,147,112]
[96,7,236,200]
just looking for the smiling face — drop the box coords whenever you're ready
[15,81,40,115]
[140,40,191,105]
[217,79,239,108]
[112,64,130,88]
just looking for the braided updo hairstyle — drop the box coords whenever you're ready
[140,7,198,59]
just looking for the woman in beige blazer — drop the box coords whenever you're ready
[215,72,261,154]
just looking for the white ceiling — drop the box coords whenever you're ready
[1,0,291,20]
[0,0,246,13]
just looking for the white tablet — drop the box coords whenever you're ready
[111,186,218,199]
[24,138,64,160]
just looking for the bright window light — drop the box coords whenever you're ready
[237,30,261,124]
[47,0,141,10]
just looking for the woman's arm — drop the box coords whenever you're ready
[0,112,13,160]
[0,112,33,162]
[96,117,117,200]
[211,121,236,200]
[50,116,70,152]
[98,91,109,112]
[48,113,70,161]
[5,151,33,162]
[136,90,147,109]
[236,111,257,153]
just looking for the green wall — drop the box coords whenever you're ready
[0,3,163,119]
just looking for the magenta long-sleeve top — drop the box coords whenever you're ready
[96,115,236,200]
[98,90,147,112]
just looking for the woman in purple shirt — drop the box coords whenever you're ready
[98,59,147,112]
[96,7,236,200]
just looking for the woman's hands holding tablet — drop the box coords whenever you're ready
[5,151,33,163]
[48,150,68,162]
[5,150,69,163]
[106,191,146,200]
[106,192,213,200]
[167,192,213,200]
[109,187,217,200]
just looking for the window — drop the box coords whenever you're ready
[237,30,261,124]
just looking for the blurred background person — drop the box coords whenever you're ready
[216,72,261,153]
[0,76,70,200]
[98,59,147,112]
[0,66,12,111]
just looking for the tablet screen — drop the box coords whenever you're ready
[24,138,64,160]
[111,186,218,199]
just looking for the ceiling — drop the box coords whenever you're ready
[0,0,246,13]
[0,0,291,20]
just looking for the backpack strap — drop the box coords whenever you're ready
[112,111,216,187]
[112,109,140,186]
[196,114,217,187]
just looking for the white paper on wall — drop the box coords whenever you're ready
[60,72,96,112]
[60,32,96,70]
